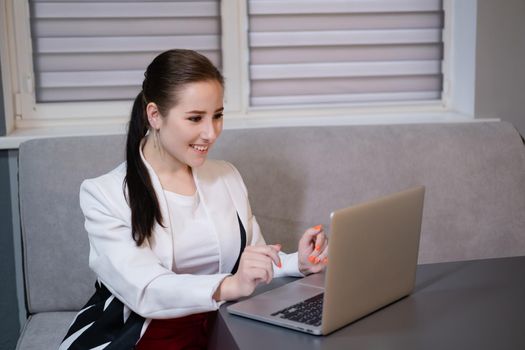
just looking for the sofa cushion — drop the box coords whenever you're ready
[16,312,77,350]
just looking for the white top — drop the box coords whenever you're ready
[163,189,221,275]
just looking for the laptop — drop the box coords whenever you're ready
[227,186,425,335]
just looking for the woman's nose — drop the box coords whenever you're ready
[201,120,217,141]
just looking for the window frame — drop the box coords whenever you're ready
[1,0,479,146]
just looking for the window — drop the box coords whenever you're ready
[29,0,222,103]
[247,0,444,107]
[0,0,477,139]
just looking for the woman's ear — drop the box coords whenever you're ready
[146,102,162,129]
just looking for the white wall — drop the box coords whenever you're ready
[475,0,525,136]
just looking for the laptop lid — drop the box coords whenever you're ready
[321,185,425,334]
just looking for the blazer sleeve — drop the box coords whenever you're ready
[225,163,303,278]
[80,177,229,319]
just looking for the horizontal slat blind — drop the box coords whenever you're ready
[248,0,444,106]
[29,0,221,103]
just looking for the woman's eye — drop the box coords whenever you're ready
[188,116,202,122]
[214,113,224,120]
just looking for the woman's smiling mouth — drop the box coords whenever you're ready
[190,144,209,153]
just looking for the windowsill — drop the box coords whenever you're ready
[0,111,498,150]
[0,123,128,150]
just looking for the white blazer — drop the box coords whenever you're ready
[79,158,301,320]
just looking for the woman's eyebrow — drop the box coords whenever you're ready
[185,110,205,114]
[185,107,224,114]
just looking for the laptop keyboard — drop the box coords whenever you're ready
[271,293,324,327]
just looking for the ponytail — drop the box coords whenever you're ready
[124,92,164,246]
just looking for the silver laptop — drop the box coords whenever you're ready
[227,186,425,335]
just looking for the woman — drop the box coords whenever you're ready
[60,49,328,350]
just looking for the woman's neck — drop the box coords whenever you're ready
[142,135,196,195]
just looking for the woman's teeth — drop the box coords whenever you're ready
[191,144,208,152]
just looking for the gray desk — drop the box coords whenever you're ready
[210,256,525,349]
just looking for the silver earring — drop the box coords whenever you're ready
[153,129,160,150]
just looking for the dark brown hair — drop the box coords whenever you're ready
[125,49,224,246]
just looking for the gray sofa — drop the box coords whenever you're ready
[16,121,525,349]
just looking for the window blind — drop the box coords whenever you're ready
[248,0,444,106]
[29,0,221,103]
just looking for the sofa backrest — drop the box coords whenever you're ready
[19,121,525,314]
[212,122,525,264]
[19,135,126,314]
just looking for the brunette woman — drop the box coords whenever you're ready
[60,49,328,350]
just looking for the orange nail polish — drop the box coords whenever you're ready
[277,261,282,268]
[314,257,321,264]
[315,245,321,252]
[308,255,316,263]
[313,225,323,231]
[322,257,328,264]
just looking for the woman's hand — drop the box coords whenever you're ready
[298,225,328,275]
[214,244,281,301]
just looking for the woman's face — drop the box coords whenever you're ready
[152,79,224,169]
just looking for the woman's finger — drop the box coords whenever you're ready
[299,225,323,247]
[247,265,272,284]
[305,230,327,265]
[313,232,326,254]
[244,244,282,267]
[316,245,329,265]
[240,249,276,282]
[243,255,274,275]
